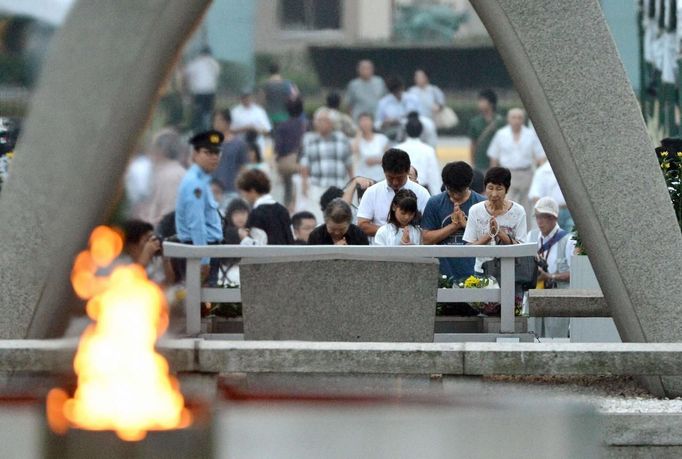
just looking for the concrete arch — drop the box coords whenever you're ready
[470,0,682,396]
[0,0,211,338]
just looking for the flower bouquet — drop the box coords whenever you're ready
[456,275,523,316]
[456,275,497,316]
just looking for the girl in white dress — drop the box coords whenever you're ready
[374,189,422,245]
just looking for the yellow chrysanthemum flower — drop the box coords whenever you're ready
[464,275,481,288]
[6,151,14,159]
[661,151,669,157]
[678,151,682,158]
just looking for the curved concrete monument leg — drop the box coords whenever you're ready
[470,0,682,396]
[0,0,211,338]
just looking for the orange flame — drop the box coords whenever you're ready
[48,226,191,441]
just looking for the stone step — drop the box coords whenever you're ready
[4,339,682,377]
[528,289,609,317]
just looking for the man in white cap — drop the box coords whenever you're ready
[526,197,576,337]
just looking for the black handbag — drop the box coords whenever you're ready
[482,256,539,290]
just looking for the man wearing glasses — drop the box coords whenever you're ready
[175,130,225,282]
[421,161,486,282]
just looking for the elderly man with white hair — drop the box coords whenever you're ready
[300,108,353,221]
[487,108,546,225]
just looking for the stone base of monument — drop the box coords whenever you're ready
[239,256,439,342]
[570,256,621,343]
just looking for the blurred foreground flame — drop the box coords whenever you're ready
[47,226,190,441]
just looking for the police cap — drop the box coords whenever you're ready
[189,130,224,152]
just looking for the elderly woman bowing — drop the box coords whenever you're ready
[307,198,369,246]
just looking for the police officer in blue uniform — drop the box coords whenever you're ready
[176,129,225,283]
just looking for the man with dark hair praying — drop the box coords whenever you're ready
[356,148,430,238]
[422,161,486,281]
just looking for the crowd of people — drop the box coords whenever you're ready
[122,57,577,333]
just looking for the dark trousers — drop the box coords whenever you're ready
[191,93,215,132]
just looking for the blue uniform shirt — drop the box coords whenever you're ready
[175,164,223,265]
[421,190,486,281]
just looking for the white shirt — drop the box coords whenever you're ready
[407,84,445,119]
[356,133,389,182]
[184,55,220,94]
[357,179,431,227]
[374,223,422,246]
[487,125,546,170]
[417,115,438,148]
[463,201,527,273]
[528,161,566,207]
[527,225,576,275]
[374,93,421,129]
[394,137,442,195]
[231,103,272,154]
[124,155,152,205]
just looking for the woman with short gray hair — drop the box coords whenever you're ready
[307,198,369,245]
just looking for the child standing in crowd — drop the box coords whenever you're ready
[374,189,422,245]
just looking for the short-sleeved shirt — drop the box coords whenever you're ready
[487,125,546,170]
[421,190,486,280]
[231,102,272,154]
[356,133,389,182]
[357,179,431,227]
[184,55,220,95]
[407,84,445,119]
[213,137,248,193]
[273,116,307,159]
[307,223,369,245]
[528,161,566,206]
[175,164,224,264]
[527,225,576,281]
[373,223,422,246]
[468,113,506,171]
[300,131,353,188]
[344,76,387,121]
[463,201,527,273]
[374,93,421,129]
[394,138,442,195]
[263,79,296,125]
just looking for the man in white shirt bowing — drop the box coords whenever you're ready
[487,108,546,226]
[357,148,430,239]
